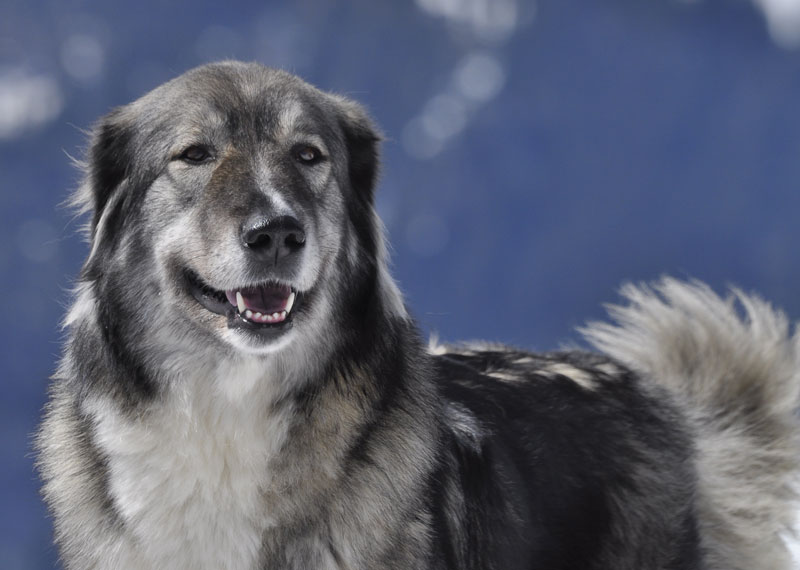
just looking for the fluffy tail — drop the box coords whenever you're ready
[581,278,800,570]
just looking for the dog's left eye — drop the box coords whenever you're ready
[294,144,324,165]
[176,145,214,164]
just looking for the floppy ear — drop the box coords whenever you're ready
[85,108,134,234]
[74,107,149,281]
[68,107,134,244]
[330,96,386,265]
[334,97,382,204]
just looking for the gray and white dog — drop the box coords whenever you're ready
[37,61,800,570]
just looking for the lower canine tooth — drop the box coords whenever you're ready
[285,291,296,314]
[236,291,246,313]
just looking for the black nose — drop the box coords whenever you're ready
[241,215,306,265]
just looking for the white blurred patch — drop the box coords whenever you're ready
[402,117,445,160]
[402,51,506,160]
[61,34,105,81]
[0,69,63,139]
[422,93,469,140]
[406,0,520,161]
[416,0,519,42]
[752,0,800,48]
[455,53,506,103]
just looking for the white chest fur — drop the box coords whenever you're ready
[87,360,294,570]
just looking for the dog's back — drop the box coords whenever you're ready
[427,278,800,569]
[429,345,704,569]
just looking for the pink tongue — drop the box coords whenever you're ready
[225,284,291,313]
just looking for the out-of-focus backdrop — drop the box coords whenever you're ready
[3,0,800,567]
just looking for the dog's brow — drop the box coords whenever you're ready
[275,100,306,138]
[173,115,226,143]
[286,132,326,148]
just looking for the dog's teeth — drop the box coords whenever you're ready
[238,306,288,324]
[285,291,296,314]
[236,291,246,313]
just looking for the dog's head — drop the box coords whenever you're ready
[74,62,404,362]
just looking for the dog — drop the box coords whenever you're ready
[37,61,800,569]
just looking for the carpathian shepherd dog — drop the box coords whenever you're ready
[37,61,800,569]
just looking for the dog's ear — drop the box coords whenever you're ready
[85,108,134,232]
[69,107,135,241]
[334,97,382,203]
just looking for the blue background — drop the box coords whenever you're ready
[3,0,800,567]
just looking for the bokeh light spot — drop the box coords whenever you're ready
[61,34,105,81]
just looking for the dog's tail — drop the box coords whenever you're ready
[581,278,800,570]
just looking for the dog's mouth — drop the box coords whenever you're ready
[185,269,298,328]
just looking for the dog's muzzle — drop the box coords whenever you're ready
[180,211,312,338]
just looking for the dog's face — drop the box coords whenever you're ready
[78,63,389,359]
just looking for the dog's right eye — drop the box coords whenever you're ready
[293,144,324,165]
[176,145,214,164]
